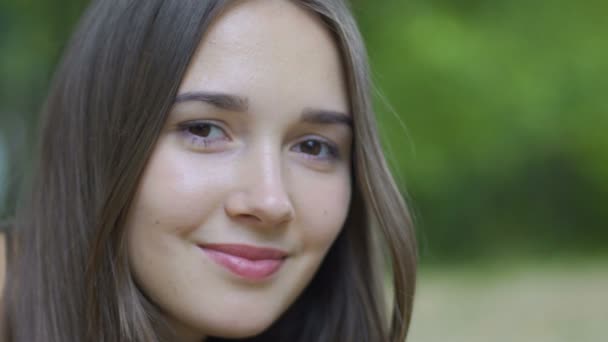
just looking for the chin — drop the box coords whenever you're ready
[207,320,274,339]
[195,310,280,339]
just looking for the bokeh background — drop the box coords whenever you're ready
[1,0,606,341]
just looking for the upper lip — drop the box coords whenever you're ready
[199,243,288,261]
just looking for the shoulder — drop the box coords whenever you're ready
[0,233,5,296]
[0,232,5,330]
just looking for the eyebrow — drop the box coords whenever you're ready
[174,91,352,127]
[174,91,249,112]
[301,108,352,128]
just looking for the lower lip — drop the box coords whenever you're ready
[201,248,284,280]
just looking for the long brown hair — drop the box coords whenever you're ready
[1,1,416,341]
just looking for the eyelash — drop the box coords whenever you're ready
[177,121,340,161]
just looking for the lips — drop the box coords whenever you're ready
[199,243,287,280]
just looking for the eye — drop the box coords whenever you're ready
[178,121,229,148]
[292,138,339,161]
[187,122,223,138]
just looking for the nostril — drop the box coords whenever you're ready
[240,213,261,223]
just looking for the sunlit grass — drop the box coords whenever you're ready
[408,258,608,342]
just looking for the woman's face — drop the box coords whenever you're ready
[125,0,352,340]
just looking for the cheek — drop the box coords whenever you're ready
[128,139,233,232]
[291,168,352,251]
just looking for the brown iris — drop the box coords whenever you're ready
[189,123,212,137]
[301,140,322,155]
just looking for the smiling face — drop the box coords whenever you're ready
[124,0,352,340]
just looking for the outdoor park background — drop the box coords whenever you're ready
[0,0,606,341]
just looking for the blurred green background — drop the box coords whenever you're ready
[1,0,606,341]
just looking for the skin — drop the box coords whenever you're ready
[125,0,352,341]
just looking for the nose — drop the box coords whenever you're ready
[224,146,295,228]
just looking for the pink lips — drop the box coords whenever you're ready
[200,243,287,280]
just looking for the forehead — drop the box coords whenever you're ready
[178,0,349,114]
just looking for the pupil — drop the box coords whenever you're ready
[190,124,211,137]
[302,140,321,155]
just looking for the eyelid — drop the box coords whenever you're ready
[176,119,228,132]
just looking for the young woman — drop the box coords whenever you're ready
[0,0,417,341]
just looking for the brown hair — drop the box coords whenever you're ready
[1,1,416,341]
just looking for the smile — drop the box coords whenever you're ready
[199,243,287,281]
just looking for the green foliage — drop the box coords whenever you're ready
[354,0,608,260]
[0,0,88,219]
